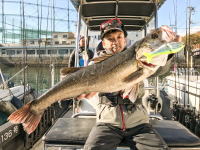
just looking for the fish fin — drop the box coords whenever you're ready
[143,52,152,63]
[8,102,43,134]
[60,67,81,75]
[92,53,113,63]
[123,68,144,83]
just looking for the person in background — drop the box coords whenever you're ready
[65,36,95,113]
[79,18,180,150]
[68,36,94,67]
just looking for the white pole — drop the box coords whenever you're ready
[156,77,159,97]
[75,4,82,67]
[0,68,7,89]
[51,64,55,87]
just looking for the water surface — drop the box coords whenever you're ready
[0,64,62,93]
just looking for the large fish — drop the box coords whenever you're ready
[8,26,183,134]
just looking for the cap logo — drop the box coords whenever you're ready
[100,18,127,39]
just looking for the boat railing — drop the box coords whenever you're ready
[165,70,200,110]
[24,100,72,149]
[163,68,200,137]
[0,100,72,150]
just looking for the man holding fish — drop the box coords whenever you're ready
[82,18,178,150]
[8,18,183,150]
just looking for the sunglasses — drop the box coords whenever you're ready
[100,18,122,30]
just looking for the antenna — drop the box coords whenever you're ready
[188,6,195,52]
[172,0,178,33]
[68,0,70,32]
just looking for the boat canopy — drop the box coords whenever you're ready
[70,0,166,31]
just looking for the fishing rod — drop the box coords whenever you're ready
[21,0,28,104]
[0,68,16,100]
[0,65,28,87]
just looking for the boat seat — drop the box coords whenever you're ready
[44,118,200,148]
[150,120,200,147]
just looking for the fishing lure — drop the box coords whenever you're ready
[143,42,185,63]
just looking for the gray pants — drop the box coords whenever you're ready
[84,123,168,150]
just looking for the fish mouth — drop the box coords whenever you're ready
[141,61,156,68]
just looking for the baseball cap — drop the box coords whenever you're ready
[100,18,127,39]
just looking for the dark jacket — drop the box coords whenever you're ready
[68,48,94,67]
[96,49,174,129]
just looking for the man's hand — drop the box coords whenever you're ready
[77,92,98,100]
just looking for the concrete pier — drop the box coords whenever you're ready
[0,56,70,66]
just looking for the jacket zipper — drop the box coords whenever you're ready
[119,104,126,131]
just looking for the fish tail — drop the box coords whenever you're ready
[8,102,43,134]
[143,52,153,63]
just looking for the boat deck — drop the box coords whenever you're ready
[30,139,44,150]
[30,110,73,150]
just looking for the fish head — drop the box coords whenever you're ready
[135,26,176,65]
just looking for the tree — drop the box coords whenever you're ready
[182,31,200,46]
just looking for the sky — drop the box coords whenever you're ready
[0,0,200,43]
[158,0,200,35]
[0,0,77,43]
